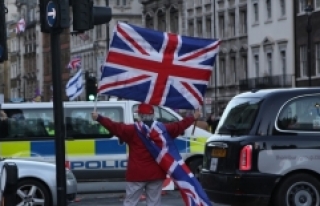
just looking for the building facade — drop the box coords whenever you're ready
[294,0,320,87]
[214,0,248,113]
[2,0,18,102]
[4,0,45,102]
[185,0,217,114]
[246,0,295,92]
[69,0,143,101]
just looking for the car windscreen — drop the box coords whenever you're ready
[216,97,262,135]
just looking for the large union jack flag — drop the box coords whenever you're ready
[135,121,212,206]
[98,22,219,109]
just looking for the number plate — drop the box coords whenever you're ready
[211,148,226,157]
[210,158,218,171]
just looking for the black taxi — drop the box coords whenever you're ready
[200,88,320,206]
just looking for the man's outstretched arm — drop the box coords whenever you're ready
[165,109,201,138]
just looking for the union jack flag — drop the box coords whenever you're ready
[68,56,81,70]
[98,22,219,109]
[135,121,212,206]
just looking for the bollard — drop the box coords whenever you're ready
[1,162,18,206]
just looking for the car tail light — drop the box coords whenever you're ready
[239,145,252,171]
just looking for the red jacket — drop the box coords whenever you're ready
[97,116,195,182]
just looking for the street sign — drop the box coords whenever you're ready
[46,1,57,27]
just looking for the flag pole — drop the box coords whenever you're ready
[94,93,99,112]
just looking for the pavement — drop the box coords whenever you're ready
[69,191,227,206]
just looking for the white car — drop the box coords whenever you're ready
[0,158,77,206]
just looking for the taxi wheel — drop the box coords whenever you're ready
[274,174,320,206]
[15,179,52,206]
[188,158,203,180]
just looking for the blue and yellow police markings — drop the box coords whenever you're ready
[0,138,127,158]
[0,137,206,158]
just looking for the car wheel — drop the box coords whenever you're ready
[188,158,203,180]
[275,174,320,206]
[15,179,52,206]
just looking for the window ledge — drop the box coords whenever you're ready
[252,22,259,27]
[278,16,287,21]
[264,19,272,24]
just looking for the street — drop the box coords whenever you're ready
[70,191,227,206]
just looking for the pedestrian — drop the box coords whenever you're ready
[91,103,200,206]
[206,112,220,133]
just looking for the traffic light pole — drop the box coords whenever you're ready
[50,29,67,206]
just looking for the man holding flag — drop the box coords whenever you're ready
[94,22,219,205]
[92,104,206,206]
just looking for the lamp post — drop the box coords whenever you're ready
[305,1,313,87]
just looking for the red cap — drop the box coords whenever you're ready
[137,103,154,114]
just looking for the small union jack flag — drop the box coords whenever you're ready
[98,22,219,109]
[135,121,212,206]
[68,56,81,70]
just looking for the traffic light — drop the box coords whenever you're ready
[71,0,112,32]
[0,0,8,63]
[39,0,112,33]
[85,75,97,101]
[39,0,70,33]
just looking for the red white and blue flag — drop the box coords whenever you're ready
[68,56,82,70]
[98,22,219,109]
[135,121,212,206]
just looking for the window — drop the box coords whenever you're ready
[116,0,126,6]
[266,0,272,19]
[132,105,178,123]
[254,55,259,77]
[206,17,212,38]
[188,21,194,36]
[197,19,203,37]
[231,56,236,83]
[229,12,236,37]
[267,53,273,75]
[240,10,247,34]
[66,107,123,138]
[220,59,226,85]
[316,44,320,74]
[316,0,320,9]
[253,3,259,22]
[281,50,286,75]
[216,97,262,135]
[242,56,248,79]
[277,95,320,132]
[218,15,225,37]
[96,25,102,39]
[1,109,54,139]
[300,0,307,13]
[280,0,286,16]
[0,107,124,139]
[300,46,307,77]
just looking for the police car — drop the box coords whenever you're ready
[200,88,320,206]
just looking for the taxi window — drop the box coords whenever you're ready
[216,97,261,135]
[277,95,320,131]
[65,107,123,138]
[132,104,178,123]
[0,109,53,139]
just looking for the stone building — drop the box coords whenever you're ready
[245,0,295,93]
[294,0,320,87]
